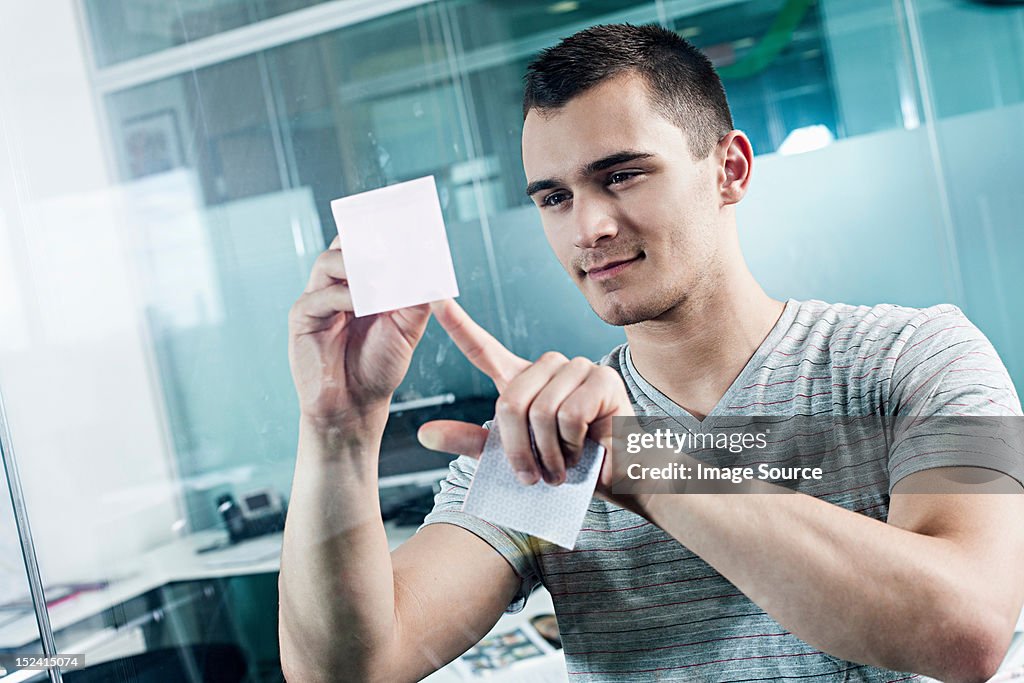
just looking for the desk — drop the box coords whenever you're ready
[17,524,1019,682]
[0,523,562,681]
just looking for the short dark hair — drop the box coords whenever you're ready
[522,23,734,160]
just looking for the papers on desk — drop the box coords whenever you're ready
[330,176,459,318]
[462,424,605,549]
[0,582,109,612]
[452,623,565,681]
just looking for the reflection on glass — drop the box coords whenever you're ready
[83,0,337,67]
[0,461,44,678]
[0,0,1021,680]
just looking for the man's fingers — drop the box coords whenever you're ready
[495,352,570,486]
[417,420,489,458]
[591,415,618,490]
[425,301,632,489]
[532,357,594,474]
[304,248,348,293]
[430,299,528,392]
[290,283,352,326]
[502,351,575,485]
[566,366,632,453]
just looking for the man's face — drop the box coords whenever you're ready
[522,73,726,326]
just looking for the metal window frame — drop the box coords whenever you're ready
[0,387,61,683]
[87,0,437,94]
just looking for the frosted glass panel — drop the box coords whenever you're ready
[936,102,1024,383]
[739,127,955,308]
[0,457,44,676]
[1,0,1022,681]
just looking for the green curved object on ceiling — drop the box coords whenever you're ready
[711,0,817,80]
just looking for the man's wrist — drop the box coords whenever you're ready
[614,491,659,523]
[297,407,388,471]
[635,491,674,527]
[300,403,390,439]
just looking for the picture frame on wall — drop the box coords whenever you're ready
[121,108,185,179]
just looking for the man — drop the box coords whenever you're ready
[279,24,1024,682]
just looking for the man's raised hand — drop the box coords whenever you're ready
[288,235,432,430]
[417,299,634,487]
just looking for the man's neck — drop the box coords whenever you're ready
[624,278,786,421]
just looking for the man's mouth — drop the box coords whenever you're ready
[586,254,643,280]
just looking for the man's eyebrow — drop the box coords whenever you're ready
[525,150,656,197]
[581,150,655,176]
[526,178,559,197]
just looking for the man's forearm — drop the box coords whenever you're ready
[641,482,1009,682]
[278,415,396,681]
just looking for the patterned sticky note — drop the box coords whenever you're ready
[462,423,605,549]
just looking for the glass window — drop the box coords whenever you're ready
[83,0,339,67]
[666,0,842,153]
[2,0,1023,680]
[0,453,45,677]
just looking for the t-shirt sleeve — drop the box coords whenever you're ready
[419,454,541,613]
[887,304,1024,491]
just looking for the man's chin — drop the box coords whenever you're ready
[590,297,665,327]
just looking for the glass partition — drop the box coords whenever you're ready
[83,0,342,67]
[0,417,46,680]
[1,0,1022,680]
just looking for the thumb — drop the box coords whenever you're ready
[418,420,489,459]
[587,415,618,489]
[586,414,617,454]
[389,302,432,344]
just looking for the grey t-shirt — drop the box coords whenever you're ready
[421,298,1023,682]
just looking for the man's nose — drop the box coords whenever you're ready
[572,196,619,248]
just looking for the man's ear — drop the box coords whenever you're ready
[717,130,753,206]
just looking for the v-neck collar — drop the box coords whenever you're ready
[623,298,800,431]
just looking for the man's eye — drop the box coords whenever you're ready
[542,192,569,207]
[609,171,640,185]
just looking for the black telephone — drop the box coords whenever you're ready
[216,488,287,543]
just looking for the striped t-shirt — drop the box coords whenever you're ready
[421,298,1023,682]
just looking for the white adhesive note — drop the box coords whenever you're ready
[330,176,459,317]
[462,424,605,549]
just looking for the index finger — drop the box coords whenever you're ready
[430,299,528,393]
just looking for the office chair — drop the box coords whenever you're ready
[62,642,247,683]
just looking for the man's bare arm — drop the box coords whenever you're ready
[278,418,521,682]
[281,241,521,682]
[640,467,1024,683]
[389,525,523,680]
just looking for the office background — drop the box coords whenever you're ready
[1,0,1022,681]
